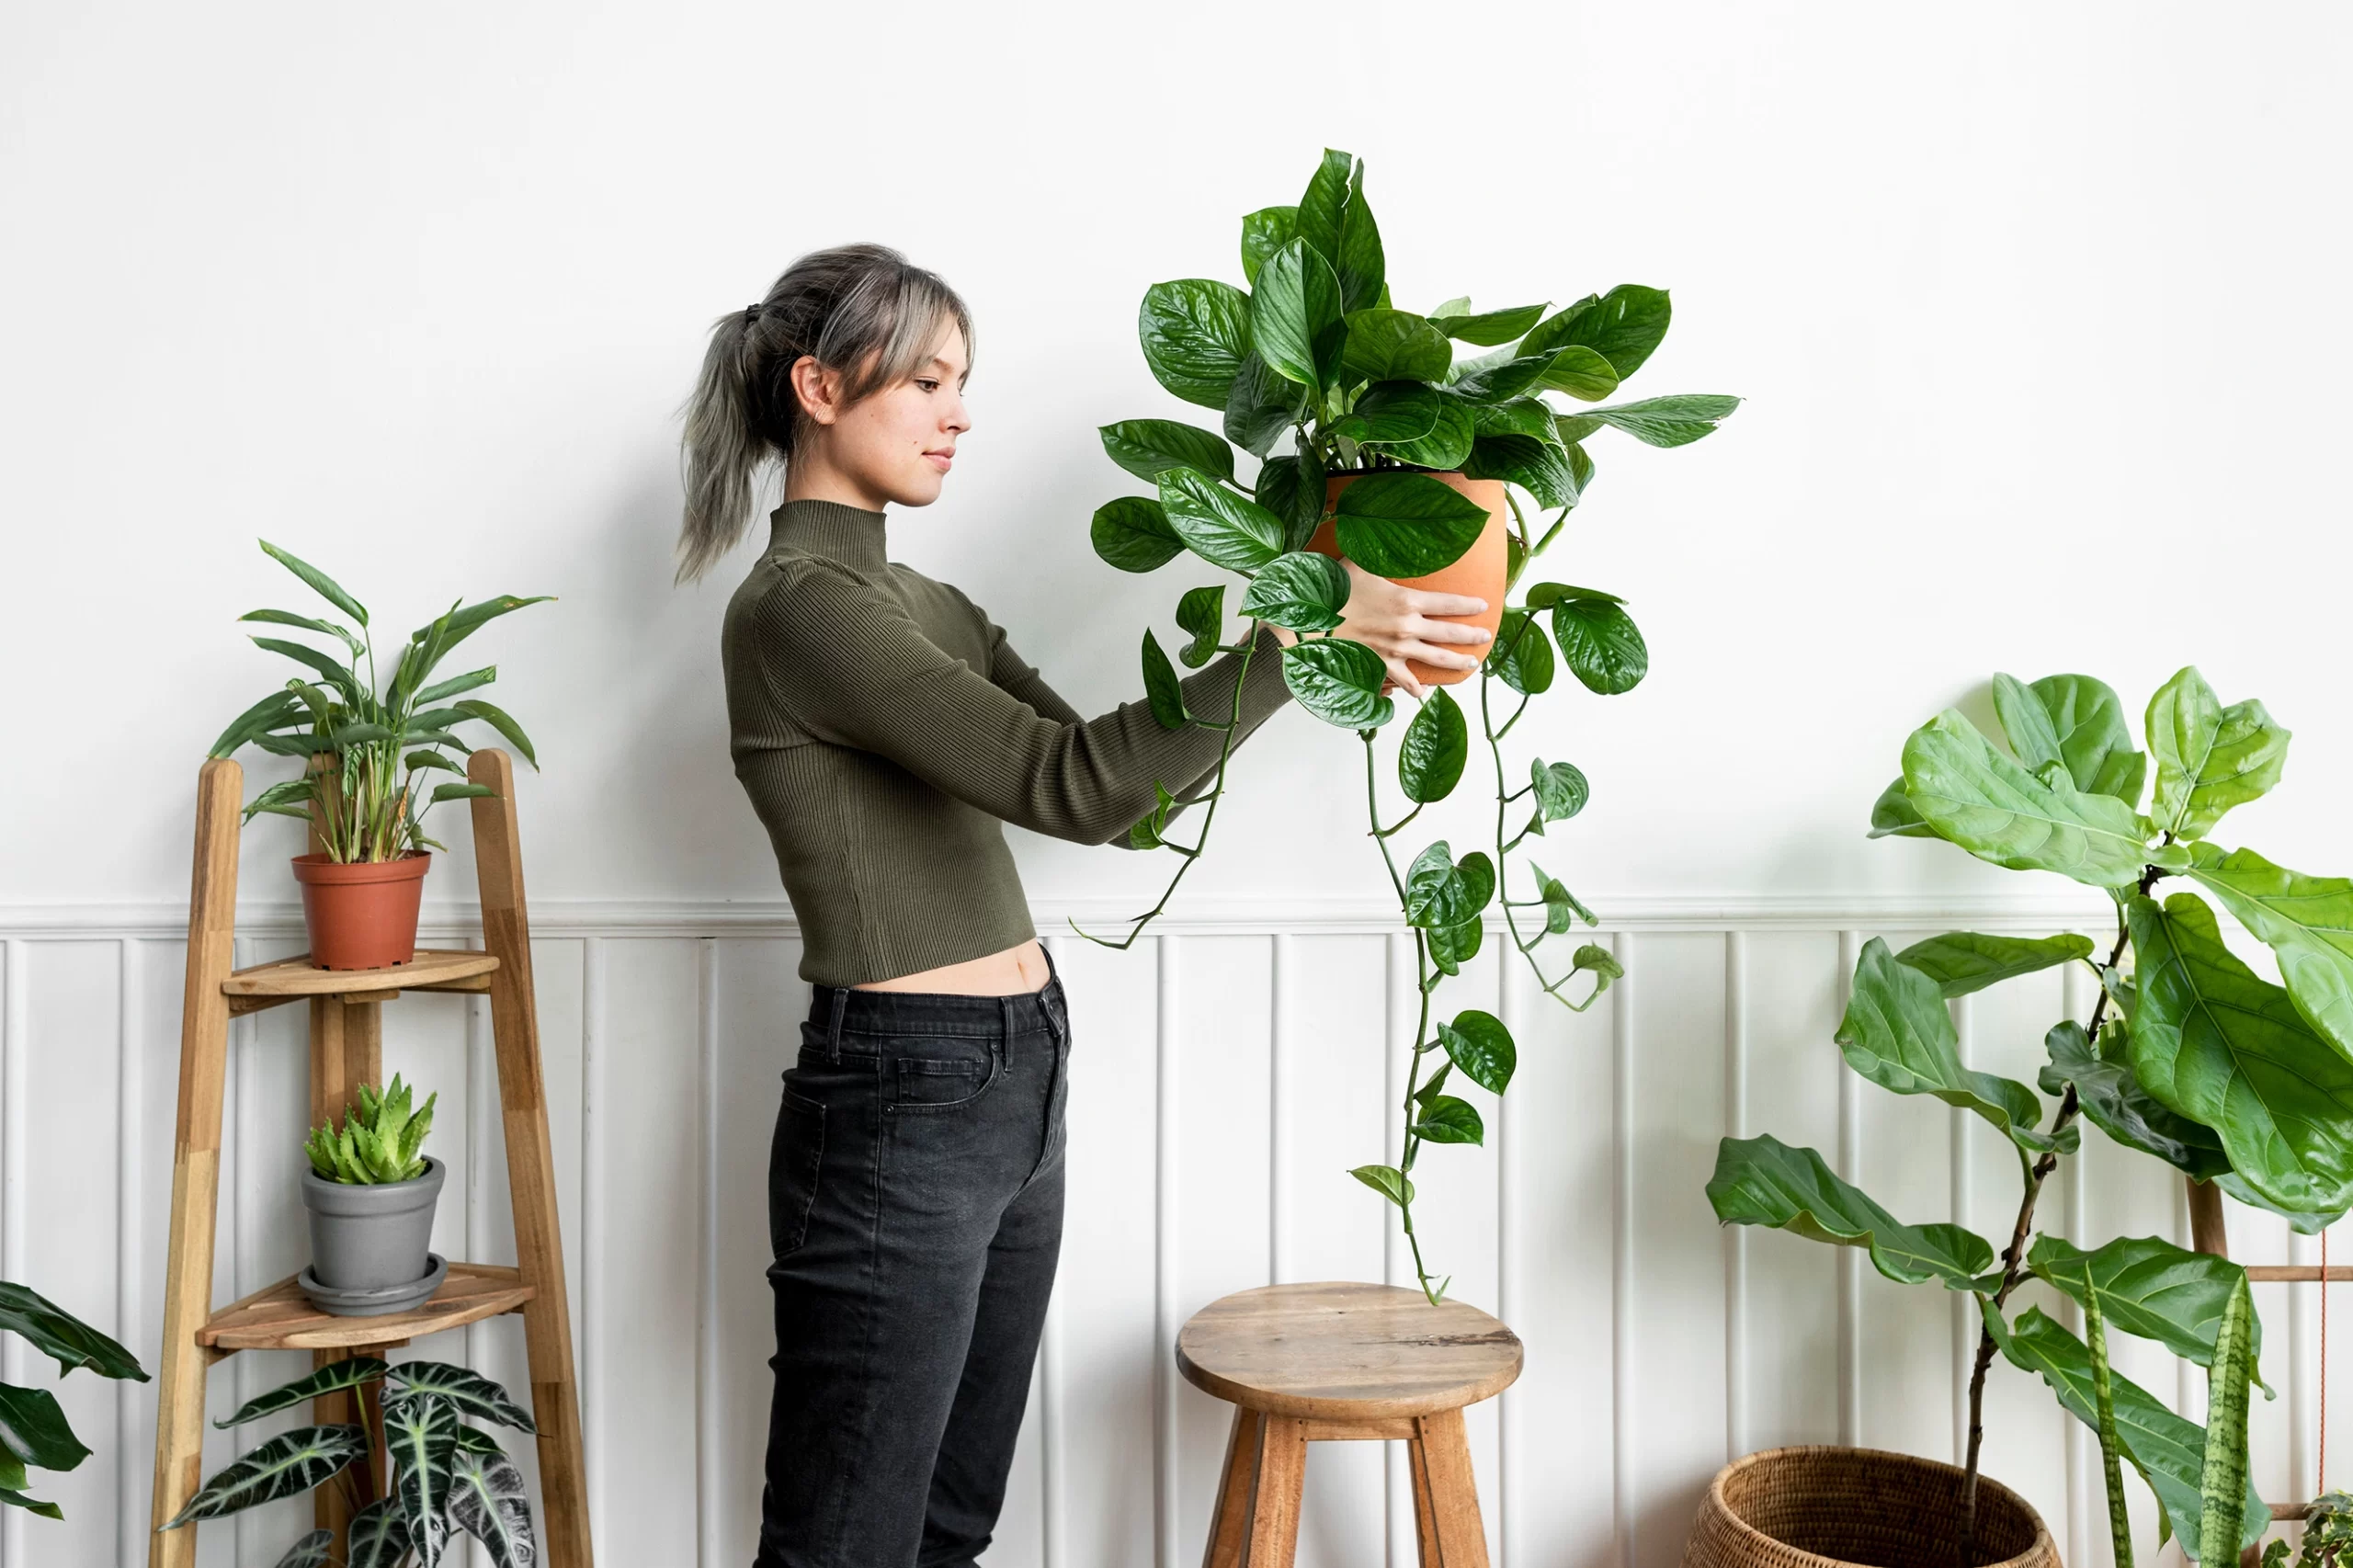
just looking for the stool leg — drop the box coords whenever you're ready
[1245,1416,1308,1568]
[1407,1407,1488,1568]
[1203,1408,1262,1568]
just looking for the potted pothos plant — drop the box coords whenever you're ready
[1080,147,1738,1302]
[208,540,549,970]
[301,1075,445,1316]
[159,1353,537,1568]
[0,1279,147,1521]
[1700,666,2353,1565]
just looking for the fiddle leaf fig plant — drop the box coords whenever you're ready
[1080,148,1739,1302]
[1710,666,2353,1562]
[208,540,551,863]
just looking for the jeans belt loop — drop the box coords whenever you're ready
[824,986,848,1063]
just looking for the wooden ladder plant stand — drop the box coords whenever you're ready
[1176,1282,1523,1567]
[147,749,593,1567]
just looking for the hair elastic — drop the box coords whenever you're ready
[744,302,762,324]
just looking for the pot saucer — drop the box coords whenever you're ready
[299,1252,447,1317]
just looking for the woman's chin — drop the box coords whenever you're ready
[886,471,949,508]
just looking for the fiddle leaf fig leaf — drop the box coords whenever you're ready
[2184,843,2353,1063]
[1706,1134,1994,1289]
[1099,420,1235,485]
[1837,937,2063,1153]
[1139,631,1190,731]
[1174,585,1224,669]
[1397,687,1468,804]
[1438,1009,1516,1095]
[1138,278,1251,410]
[2029,1233,2266,1391]
[2146,666,2290,840]
[1155,468,1284,573]
[1993,673,2146,805]
[1901,710,2182,888]
[1239,551,1348,633]
[1280,639,1392,729]
[1332,474,1490,578]
[1892,931,2094,998]
[1867,778,1936,839]
[1549,596,1647,695]
[2128,892,2353,1214]
[1485,609,1555,695]
[1090,496,1184,574]
[1412,1095,1484,1145]
[1252,239,1347,390]
[2040,1020,2232,1182]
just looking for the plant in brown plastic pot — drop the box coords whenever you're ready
[1077,147,1739,1301]
[206,540,550,970]
[1704,667,2353,1562]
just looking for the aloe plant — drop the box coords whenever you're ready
[159,1356,537,1568]
[0,1281,148,1520]
[208,540,551,863]
[1081,147,1737,1301]
[1707,666,2353,1560]
[306,1074,437,1186]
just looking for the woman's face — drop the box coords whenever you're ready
[793,322,971,510]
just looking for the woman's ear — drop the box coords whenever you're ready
[788,354,841,426]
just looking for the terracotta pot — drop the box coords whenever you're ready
[290,852,430,971]
[1306,472,1507,687]
[1682,1446,2057,1568]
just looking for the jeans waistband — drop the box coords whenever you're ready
[806,944,1065,1053]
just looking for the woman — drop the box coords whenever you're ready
[676,243,1492,1568]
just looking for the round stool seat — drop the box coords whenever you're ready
[1176,1280,1522,1421]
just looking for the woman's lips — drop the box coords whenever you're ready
[925,450,953,472]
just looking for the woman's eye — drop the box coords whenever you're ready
[915,379,940,392]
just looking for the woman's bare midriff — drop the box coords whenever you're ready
[851,937,1051,996]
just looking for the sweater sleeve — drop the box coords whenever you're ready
[750,561,1293,846]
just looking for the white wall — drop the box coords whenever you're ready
[6,3,2353,1565]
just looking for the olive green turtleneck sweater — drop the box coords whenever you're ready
[722,499,1295,986]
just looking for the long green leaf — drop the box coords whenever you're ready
[0,1382,87,1472]
[1430,302,1548,347]
[2198,1277,2256,1565]
[1706,1134,1994,1288]
[1140,631,1189,731]
[250,637,359,696]
[446,1445,539,1567]
[1519,285,1673,378]
[1251,239,1347,389]
[2028,1233,2264,1388]
[1223,351,1310,459]
[1099,419,1235,484]
[161,1425,368,1526]
[1337,309,1453,383]
[347,1496,411,1568]
[1379,396,1474,469]
[1156,468,1284,573]
[208,689,307,758]
[1577,392,1741,444]
[387,1393,459,1566]
[1837,937,2065,1153]
[2129,892,2353,1213]
[2085,1291,2134,1568]
[1239,205,1297,286]
[386,1361,536,1433]
[260,540,369,627]
[0,1283,145,1381]
[1332,474,1488,577]
[1332,156,1383,314]
[1174,585,1224,669]
[1294,149,1352,266]
[413,665,496,705]
[216,1357,387,1427]
[1891,931,2094,997]
[1901,709,2181,888]
[0,1485,62,1519]
[2184,843,2353,1065]
[240,608,365,658]
[453,699,537,768]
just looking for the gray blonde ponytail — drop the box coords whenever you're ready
[676,243,974,585]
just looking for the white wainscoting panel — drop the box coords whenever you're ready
[0,902,2337,1568]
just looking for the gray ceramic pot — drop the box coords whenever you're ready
[301,1157,444,1292]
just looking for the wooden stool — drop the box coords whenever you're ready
[1176,1281,1522,1568]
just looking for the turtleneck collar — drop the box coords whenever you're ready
[769,498,888,573]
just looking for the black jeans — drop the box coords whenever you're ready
[754,949,1071,1568]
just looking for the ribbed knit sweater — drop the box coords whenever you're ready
[722,499,1295,986]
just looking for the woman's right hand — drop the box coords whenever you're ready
[1265,560,1492,699]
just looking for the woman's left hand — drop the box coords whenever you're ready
[1264,560,1492,699]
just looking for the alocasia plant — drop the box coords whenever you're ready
[1711,666,2349,1560]
[1080,147,1739,1301]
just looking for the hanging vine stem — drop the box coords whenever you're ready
[1480,651,1612,1012]
[1068,618,1270,950]
[1363,728,1449,1304]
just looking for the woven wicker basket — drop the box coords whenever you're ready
[1682,1446,2059,1568]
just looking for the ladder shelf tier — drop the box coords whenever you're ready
[199,1265,536,1353]
[223,949,500,1016]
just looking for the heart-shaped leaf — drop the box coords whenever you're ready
[1279,639,1391,729]
[1239,205,1298,287]
[1335,382,1443,446]
[1404,842,1495,930]
[1350,1164,1415,1208]
[1397,687,1467,804]
[1530,863,1596,933]
[1332,474,1489,578]
[1140,631,1189,731]
[1155,469,1284,573]
[1529,759,1589,823]
[1175,585,1224,669]
[1239,551,1347,632]
[1223,352,1310,460]
[1549,596,1647,695]
[1138,278,1251,410]
[1427,915,1484,974]
[1089,496,1183,574]
[1438,1010,1516,1095]
[1413,1095,1484,1145]
[1377,396,1475,469]
[1485,610,1554,696]
[1252,239,1347,390]
[1463,434,1578,508]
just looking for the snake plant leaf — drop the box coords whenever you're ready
[1279,640,1391,729]
[1155,468,1285,574]
[161,1425,369,1526]
[1397,688,1468,804]
[0,1383,88,1472]
[2040,1020,2231,1180]
[1137,278,1251,410]
[1901,710,2184,888]
[271,1528,335,1568]
[1350,1165,1415,1208]
[447,1445,539,1568]
[1239,204,1297,287]
[2028,1233,2266,1390]
[1438,1010,1516,1096]
[1412,1094,1483,1145]
[347,1497,411,1568]
[2147,667,2291,841]
[1139,631,1189,732]
[2128,892,2353,1213]
[1529,759,1589,824]
[1867,778,1937,839]
[1992,673,2147,805]
[1224,351,1311,460]
[1175,586,1225,669]
[1332,157,1383,315]
[1705,1134,1994,1289]
[1238,551,1347,633]
[216,1357,388,1428]
[395,1356,540,1431]
[1429,302,1548,347]
[1331,473,1488,577]
[1335,312,1453,387]
[2199,1277,2257,1566]
[1099,419,1235,485]
[413,665,496,706]
[1837,937,2066,1153]
[1404,843,1495,931]
[1333,382,1444,446]
[1549,596,1647,696]
[2083,1292,2134,1568]
[1520,285,1673,380]
[1892,931,2094,998]
[1987,1302,2266,1559]
[1090,497,1183,574]
[1252,239,1347,390]
[240,608,367,659]
[1576,393,1742,444]
[1484,610,1555,697]
[1463,434,1579,508]
[2182,843,2353,1064]
[0,1282,145,1382]
[388,1392,460,1567]
[260,540,369,627]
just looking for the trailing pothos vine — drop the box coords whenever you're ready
[1075,148,1737,1302]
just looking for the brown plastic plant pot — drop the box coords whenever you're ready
[1306,471,1508,689]
[290,851,430,971]
[1681,1446,2057,1568]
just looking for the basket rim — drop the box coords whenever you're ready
[1701,1444,2055,1568]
